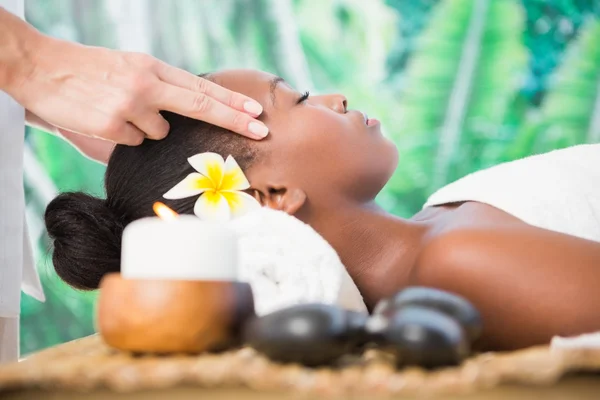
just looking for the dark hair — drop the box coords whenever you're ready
[45,109,258,290]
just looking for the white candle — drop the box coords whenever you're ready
[121,215,239,280]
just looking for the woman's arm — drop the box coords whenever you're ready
[1,7,267,144]
[414,223,600,350]
[27,111,114,164]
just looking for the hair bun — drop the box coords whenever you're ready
[45,192,123,290]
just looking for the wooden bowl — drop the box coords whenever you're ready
[96,273,255,354]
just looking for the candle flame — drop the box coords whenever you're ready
[153,202,179,221]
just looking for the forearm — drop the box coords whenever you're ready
[0,7,41,95]
[59,130,115,165]
[25,110,57,134]
[0,11,113,165]
[27,110,114,165]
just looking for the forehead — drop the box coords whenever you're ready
[209,69,280,105]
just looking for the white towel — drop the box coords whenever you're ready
[551,331,600,350]
[229,208,367,316]
[423,144,600,243]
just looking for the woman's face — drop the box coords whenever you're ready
[211,69,398,210]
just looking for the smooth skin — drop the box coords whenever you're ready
[209,69,600,351]
[0,7,269,164]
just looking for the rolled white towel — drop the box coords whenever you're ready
[228,208,367,316]
[551,332,600,350]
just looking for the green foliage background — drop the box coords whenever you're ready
[20,0,600,355]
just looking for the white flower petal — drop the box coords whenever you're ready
[221,191,262,218]
[188,153,225,188]
[163,173,211,199]
[194,191,231,222]
[221,155,251,191]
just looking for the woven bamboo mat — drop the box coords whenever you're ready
[1,335,600,397]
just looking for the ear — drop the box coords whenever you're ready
[253,185,306,215]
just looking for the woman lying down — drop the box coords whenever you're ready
[44,69,600,352]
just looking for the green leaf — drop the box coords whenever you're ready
[385,0,527,205]
[30,130,106,195]
[526,18,600,150]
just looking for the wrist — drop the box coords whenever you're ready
[0,10,46,97]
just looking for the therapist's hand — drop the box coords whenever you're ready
[4,29,268,145]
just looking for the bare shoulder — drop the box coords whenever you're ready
[413,201,600,313]
[411,203,600,349]
[414,202,525,278]
[411,199,600,287]
[413,226,480,288]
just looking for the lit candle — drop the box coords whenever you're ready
[120,202,238,280]
[97,202,254,354]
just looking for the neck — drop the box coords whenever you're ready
[304,201,430,310]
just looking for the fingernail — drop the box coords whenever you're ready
[248,122,269,138]
[243,101,263,116]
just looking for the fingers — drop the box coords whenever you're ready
[156,63,263,115]
[155,84,269,140]
[89,113,146,146]
[112,122,147,146]
[155,63,269,138]
[36,97,146,146]
[130,112,170,141]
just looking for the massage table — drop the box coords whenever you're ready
[1,334,600,399]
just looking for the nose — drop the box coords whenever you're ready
[330,94,348,113]
[316,94,347,113]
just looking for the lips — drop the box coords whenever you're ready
[367,118,379,127]
[353,110,378,127]
[358,111,368,125]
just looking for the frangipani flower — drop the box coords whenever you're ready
[163,153,261,222]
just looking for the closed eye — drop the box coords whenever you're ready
[296,91,310,105]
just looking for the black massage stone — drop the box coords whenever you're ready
[373,287,482,342]
[367,305,469,368]
[243,304,368,366]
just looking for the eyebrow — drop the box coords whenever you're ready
[269,76,285,106]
